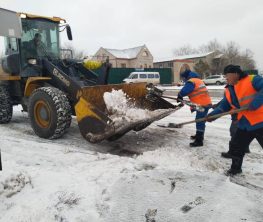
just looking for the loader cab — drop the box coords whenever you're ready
[1,10,72,75]
[20,18,61,64]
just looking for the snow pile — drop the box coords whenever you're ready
[103,89,130,115]
[103,89,165,126]
[0,104,263,221]
[0,172,32,198]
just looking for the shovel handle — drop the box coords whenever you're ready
[174,105,249,127]
[160,96,205,112]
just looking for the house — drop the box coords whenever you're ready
[154,51,222,83]
[93,45,153,68]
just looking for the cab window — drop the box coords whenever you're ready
[4,37,18,55]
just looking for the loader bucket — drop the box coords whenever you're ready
[75,82,180,143]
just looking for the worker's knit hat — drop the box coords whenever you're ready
[223,65,247,79]
[180,69,191,79]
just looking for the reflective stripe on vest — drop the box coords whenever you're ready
[238,94,256,103]
[188,78,212,106]
[189,90,207,98]
[225,75,263,125]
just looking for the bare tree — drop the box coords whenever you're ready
[194,59,210,78]
[173,44,198,56]
[239,49,255,70]
[173,39,256,74]
[222,41,240,64]
[198,39,222,53]
[61,43,85,59]
[221,42,255,70]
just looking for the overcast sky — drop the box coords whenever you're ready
[1,0,263,70]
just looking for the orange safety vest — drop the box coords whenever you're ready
[225,75,263,125]
[188,78,212,106]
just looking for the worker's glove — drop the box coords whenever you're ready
[178,103,184,108]
[176,94,183,103]
[211,104,217,110]
[206,117,214,122]
[211,101,221,110]
[190,106,196,113]
[206,113,215,122]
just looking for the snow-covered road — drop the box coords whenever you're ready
[0,104,263,222]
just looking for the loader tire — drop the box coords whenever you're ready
[0,85,13,124]
[28,87,72,139]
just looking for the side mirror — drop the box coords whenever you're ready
[66,25,73,40]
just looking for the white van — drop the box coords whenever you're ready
[123,72,160,85]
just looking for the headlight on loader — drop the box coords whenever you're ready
[27,59,37,65]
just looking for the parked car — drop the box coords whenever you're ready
[203,75,226,85]
[123,72,160,85]
[175,80,184,86]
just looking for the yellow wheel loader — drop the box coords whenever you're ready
[0,8,180,143]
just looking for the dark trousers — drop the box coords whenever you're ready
[195,107,210,133]
[231,127,263,160]
[230,121,238,138]
[228,121,249,153]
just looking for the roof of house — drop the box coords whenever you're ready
[154,51,215,63]
[103,45,146,59]
[213,53,224,59]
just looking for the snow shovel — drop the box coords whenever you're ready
[146,87,205,112]
[158,105,249,128]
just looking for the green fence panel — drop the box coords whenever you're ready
[95,68,172,84]
[144,68,172,84]
[108,68,134,84]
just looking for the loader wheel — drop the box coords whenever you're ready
[28,87,72,139]
[0,85,13,124]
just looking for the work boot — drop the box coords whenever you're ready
[190,135,196,140]
[190,132,204,147]
[245,148,250,153]
[221,141,235,159]
[223,149,250,158]
[225,168,242,176]
[225,157,243,176]
[221,152,232,159]
[190,140,203,147]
